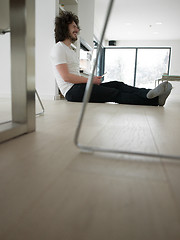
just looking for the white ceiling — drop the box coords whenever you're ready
[94,0,180,41]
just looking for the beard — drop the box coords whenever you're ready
[68,32,78,43]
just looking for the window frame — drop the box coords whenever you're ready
[101,46,171,86]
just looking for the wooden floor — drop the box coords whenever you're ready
[0,88,180,240]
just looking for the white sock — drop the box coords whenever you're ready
[147,81,169,99]
[158,82,172,106]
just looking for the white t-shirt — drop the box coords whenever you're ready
[50,41,81,96]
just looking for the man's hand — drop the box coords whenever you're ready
[93,76,102,85]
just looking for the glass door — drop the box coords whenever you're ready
[103,47,170,88]
[135,48,170,88]
[104,48,136,86]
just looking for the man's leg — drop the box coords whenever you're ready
[101,81,150,98]
[101,81,150,91]
[65,84,87,102]
[66,83,158,106]
[65,83,120,103]
[101,81,171,106]
[94,81,159,105]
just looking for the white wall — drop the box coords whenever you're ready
[36,0,95,98]
[78,0,95,49]
[94,0,109,42]
[0,34,11,97]
[0,0,10,98]
[35,0,56,99]
[0,0,57,99]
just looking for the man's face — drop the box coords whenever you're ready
[68,21,79,43]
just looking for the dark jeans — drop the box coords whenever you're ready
[65,81,159,106]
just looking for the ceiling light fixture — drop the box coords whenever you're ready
[156,22,162,25]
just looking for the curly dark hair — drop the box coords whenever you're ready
[54,11,80,43]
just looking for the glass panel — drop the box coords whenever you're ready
[136,48,170,88]
[104,48,136,86]
[0,33,11,124]
[91,46,102,76]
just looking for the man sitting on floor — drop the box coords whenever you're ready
[50,11,172,106]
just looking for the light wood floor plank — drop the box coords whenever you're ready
[0,92,180,240]
[1,169,180,240]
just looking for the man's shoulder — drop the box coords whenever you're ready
[51,41,66,54]
[53,41,64,49]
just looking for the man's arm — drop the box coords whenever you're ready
[56,63,102,85]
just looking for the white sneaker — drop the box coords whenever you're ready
[158,82,172,106]
[147,81,169,99]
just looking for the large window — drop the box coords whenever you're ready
[104,48,136,86]
[136,48,170,88]
[103,47,171,88]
